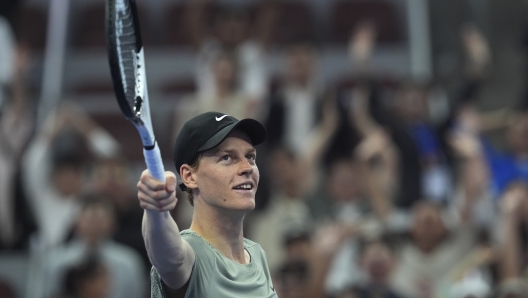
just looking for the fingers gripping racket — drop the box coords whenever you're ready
[106,0,165,183]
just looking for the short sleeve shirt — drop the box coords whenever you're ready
[150,229,278,298]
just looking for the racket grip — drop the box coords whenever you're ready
[143,142,166,183]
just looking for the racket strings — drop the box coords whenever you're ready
[114,0,139,112]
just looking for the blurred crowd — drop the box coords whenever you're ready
[2,1,528,298]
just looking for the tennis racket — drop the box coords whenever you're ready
[106,0,165,183]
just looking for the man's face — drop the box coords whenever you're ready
[192,130,259,212]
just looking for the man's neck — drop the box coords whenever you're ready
[190,204,248,264]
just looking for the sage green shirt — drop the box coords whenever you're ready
[150,229,278,298]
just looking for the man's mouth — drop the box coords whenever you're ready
[233,183,254,190]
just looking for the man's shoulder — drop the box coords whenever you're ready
[243,238,268,261]
[180,229,208,248]
[243,237,260,248]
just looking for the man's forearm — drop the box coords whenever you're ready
[142,210,194,288]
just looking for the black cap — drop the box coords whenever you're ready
[173,112,267,188]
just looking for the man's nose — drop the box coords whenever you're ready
[238,159,254,176]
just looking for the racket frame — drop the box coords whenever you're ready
[106,0,165,182]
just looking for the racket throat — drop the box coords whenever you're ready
[133,96,143,117]
[133,120,156,148]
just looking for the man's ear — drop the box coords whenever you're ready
[180,164,198,189]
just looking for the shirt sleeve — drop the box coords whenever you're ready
[181,233,215,297]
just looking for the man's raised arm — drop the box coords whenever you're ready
[137,170,195,289]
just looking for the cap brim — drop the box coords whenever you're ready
[198,118,267,152]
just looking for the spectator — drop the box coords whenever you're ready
[173,51,257,139]
[195,51,257,118]
[187,0,272,101]
[306,223,359,298]
[390,201,479,298]
[351,24,491,208]
[22,103,120,250]
[274,260,310,298]
[0,40,35,250]
[59,254,110,298]
[264,40,330,154]
[342,236,406,298]
[313,133,396,295]
[448,105,528,230]
[41,197,146,298]
[92,157,150,273]
[484,112,528,197]
[248,146,314,272]
[249,94,339,272]
[498,183,528,292]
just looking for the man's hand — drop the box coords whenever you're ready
[137,170,178,212]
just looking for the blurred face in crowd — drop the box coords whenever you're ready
[270,148,302,198]
[359,241,397,284]
[507,113,528,156]
[215,12,250,48]
[338,288,359,298]
[394,84,428,123]
[94,158,132,209]
[410,202,447,253]
[274,262,309,298]
[213,55,238,92]
[53,164,83,197]
[285,236,311,263]
[285,44,317,88]
[76,201,115,246]
[327,159,364,203]
[77,265,110,298]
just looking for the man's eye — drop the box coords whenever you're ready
[246,154,256,161]
[221,155,231,161]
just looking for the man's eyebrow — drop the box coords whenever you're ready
[213,147,256,154]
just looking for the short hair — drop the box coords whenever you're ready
[183,153,203,207]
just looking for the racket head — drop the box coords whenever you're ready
[106,0,155,147]
[106,0,142,120]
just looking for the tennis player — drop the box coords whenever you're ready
[137,112,277,298]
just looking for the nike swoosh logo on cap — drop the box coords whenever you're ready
[215,115,229,121]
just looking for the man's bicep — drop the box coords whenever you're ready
[159,239,196,290]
